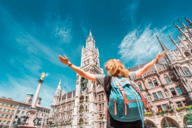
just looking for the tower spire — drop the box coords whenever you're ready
[57,79,61,90]
[180,20,192,35]
[169,36,186,58]
[156,36,168,51]
[62,86,67,95]
[89,29,92,37]
[185,17,192,26]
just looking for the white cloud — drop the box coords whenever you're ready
[120,0,140,28]
[80,21,88,39]
[54,16,72,43]
[118,24,175,65]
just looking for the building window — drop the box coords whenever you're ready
[176,102,182,107]
[103,103,105,110]
[2,120,6,125]
[6,103,9,106]
[169,72,176,81]
[164,75,170,83]
[99,95,101,101]
[157,105,162,111]
[10,104,13,107]
[1,114,4,118]
[176,87,182,95]
[138,82,143,90]
[7,121,10,125]
[5,115,8,118]
[2,103,5,106]
[148,80,154,88]
[162,104,168,110]
[14,105,17,108]
[99,104,101,111]
[183,68,191,75]
[153,78,158,86]
[170,88,177,96]
[22,111,24,114]
[157,91,164,99]
[3,109,7,112]
[0,108,2,111]
[153,93,158,100]
[11,110,14,113]
[9,115,13,119]
[0,120,1,124]
[183,100,188,106]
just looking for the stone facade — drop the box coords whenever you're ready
[49,18,192,128]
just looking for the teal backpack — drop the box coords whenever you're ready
[108,76,148,128]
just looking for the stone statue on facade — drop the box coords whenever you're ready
[170,103,176,112]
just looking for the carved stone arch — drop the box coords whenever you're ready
[160,116,179,128]
[184,66,192,76]
[182,112,192,125]
[145,118,157,128]
[80,95,84,101]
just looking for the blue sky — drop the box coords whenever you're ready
[0,0,191,107]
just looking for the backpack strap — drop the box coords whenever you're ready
[126,78,148,108]
[112,77,129,115]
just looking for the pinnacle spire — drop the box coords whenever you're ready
[57,79,61,90]
[156,36,168,51]
[89,29,92,37]
[185,17,192,26]
[169,36,177,46]
[62,86,67,95]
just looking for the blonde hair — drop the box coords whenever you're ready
[104,59,129,77]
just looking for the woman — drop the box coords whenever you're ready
[58,50,166,128]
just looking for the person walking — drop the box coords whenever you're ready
[58,50,166,128]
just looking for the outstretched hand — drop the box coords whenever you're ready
[58,55,70,65]
[156,50,166,60]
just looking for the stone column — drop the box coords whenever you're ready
[32,80,43,108]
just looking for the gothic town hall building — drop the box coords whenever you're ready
[48,18,192,128]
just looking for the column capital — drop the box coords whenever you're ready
[38,79,44,83]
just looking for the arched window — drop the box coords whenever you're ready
[183,68,191,75]
[148,79,153,88]
[152,78,158,86]
[138,82,143,91]
[164,74,170,84]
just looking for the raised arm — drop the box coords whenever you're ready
[58,55,97,82]
[135,50,166,78]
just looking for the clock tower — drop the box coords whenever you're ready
[73,30,104,128]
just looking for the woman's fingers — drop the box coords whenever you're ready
[64,55,68,59]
